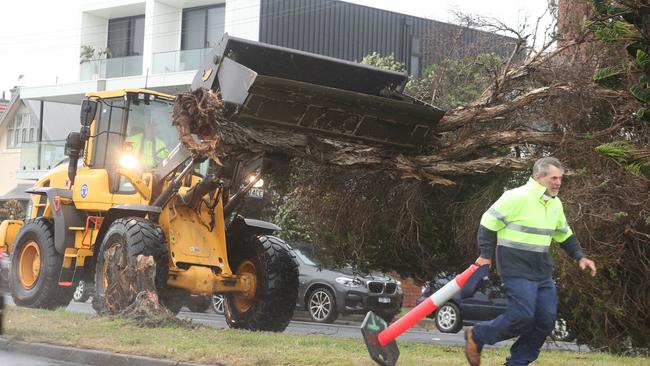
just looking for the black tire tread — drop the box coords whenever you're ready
[225,235,299,332]
[10,218,74,309]
[93,217,180,314]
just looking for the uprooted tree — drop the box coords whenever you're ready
[172,0,649,353]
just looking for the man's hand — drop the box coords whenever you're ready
[578,257,597,277]
[475,257,492,267]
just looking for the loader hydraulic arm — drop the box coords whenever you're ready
[152,155,202,209]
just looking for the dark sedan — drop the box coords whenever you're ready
[416,274,575,342]
[293,246,403,324]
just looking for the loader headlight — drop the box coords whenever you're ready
[335,277,363,288]
[120,154,139,170]
[248,175,264,188]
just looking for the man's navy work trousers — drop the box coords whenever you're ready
[471,276,557,366]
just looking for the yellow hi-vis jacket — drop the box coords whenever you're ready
[126,133,168,168]
[478,177,583,279]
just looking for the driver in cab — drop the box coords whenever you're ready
[126,108,169,168]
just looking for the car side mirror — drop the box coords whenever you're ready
[80,99,97,127]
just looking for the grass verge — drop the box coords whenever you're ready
[3,306,648,366]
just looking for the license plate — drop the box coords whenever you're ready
[246,187,264,199]
[378,297,391,304]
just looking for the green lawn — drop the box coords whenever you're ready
[3,306,649,366]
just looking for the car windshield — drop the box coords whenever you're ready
[293,247,320,266]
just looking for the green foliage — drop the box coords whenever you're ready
[592,20,636,41]
[595,141,633,161]
[626,162,643,176]
[80,45,111,64]
[590,1,650,121]
[592,64,628,88]
[595,140,650,178]
[407,53,502,109]
[272,159,460,277]
[274,193,313,244]
[360,52,406,73]
[613,211,629,220]
[637,107,650,121]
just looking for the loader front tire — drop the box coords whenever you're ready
[224,235,299,332]
[92,217,181,314]
[9,218,74,309]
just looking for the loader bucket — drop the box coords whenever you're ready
[192,34,444,149]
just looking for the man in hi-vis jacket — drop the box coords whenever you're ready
[465,157,597,366]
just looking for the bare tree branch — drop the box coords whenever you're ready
[438,84,573,131]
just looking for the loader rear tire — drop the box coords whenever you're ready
[92,217,182,314]
[9,218,74,309]
[224,235,299,332]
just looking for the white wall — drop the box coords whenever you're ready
[225,0,260,41]
[0,103,31,195]
[80,12,109,53]
[151,1,182,54]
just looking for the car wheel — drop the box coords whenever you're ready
[435,302,463,333]
[186,296,211,313]
[212,294,225,315]
[551,318,576,342]
[73,280,92,302]
[308,287,338,323]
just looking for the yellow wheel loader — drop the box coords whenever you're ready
[0,35,443,332]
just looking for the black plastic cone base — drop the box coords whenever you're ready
[361,311,399,366]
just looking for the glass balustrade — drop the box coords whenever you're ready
[152,48,210,74]
[79,56,143,80]
[19,140,66,172]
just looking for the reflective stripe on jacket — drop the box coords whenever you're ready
[479,177,574,279]
[481,177,572,251]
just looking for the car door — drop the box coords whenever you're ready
[459,279,507,322]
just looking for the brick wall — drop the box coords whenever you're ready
[389,273,422,307]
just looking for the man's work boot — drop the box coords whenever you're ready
[465,327,482,366]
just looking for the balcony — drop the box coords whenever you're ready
[152,48,210,74]
[80,55,143,80]
[17,140,66,180]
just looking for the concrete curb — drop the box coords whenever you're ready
[0,337,221,366]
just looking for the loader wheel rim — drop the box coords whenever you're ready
[232,260,257,313]
[19,241,41,289]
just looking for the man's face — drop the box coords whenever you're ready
[534,165,563,197]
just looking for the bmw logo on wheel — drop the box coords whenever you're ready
[80,184,89,198]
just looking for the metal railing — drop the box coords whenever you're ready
[152,48,210,74]
[19,140,66,172]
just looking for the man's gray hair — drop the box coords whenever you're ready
[533,157,564,177]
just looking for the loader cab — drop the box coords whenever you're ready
[84,90,177,172]
[76,90,177,203]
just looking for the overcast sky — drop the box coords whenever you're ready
[0,0,553,98]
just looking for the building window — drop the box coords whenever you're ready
[409,36,421,77]
[7,113,37,149]
[107,15,145,58]
[181,5,225,50]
